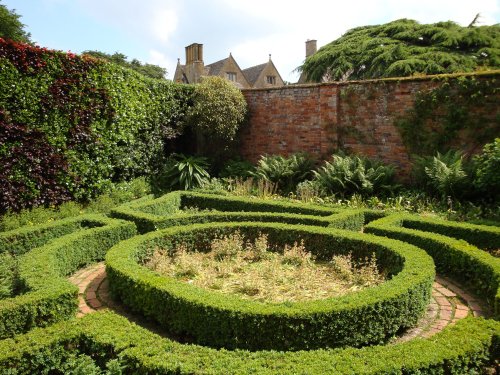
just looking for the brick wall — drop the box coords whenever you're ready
[239,72,500,177]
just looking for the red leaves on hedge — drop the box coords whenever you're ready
[0,111,72,213]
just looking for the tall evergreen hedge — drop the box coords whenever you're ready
[0,38,192,212]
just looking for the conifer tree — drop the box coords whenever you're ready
[299,19,500,82]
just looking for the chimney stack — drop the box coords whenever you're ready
[185,43,204,64]
[305,39,317,58]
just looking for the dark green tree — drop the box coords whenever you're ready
[0,1,31,42]
[299,18,500,82]
[83,50,167,79]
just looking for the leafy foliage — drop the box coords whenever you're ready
[0,252,16,298]
[395,75,500,155]
[164,154,211,190]
[219,158,255,179]
[473,138,500,199]
[413,150,470,198]
[313,154,396,197]
[83,50,167,79]
[252,153,315,194]
[299,19,500,82]
[0,2,31,42]
[0,38,191,212]
[187,76,247,141]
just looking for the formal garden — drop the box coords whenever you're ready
[1,17,500,374]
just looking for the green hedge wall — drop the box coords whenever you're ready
[0,215,104,256]
[111,191,366,233]
[399,215,500,252]
[0,215,136,339]
[0,38,192,212]
[365,213,500,317]
[0,311,498,374]
[106,222,434,351]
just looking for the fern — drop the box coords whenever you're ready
[313,154,396,197]
[414,150,469,198]
[252,153,314,194]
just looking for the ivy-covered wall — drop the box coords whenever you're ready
[240,71,500,177]
[0,39,192,212]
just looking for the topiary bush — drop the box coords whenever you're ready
[0,38,192,212]
[106,221,434,351]
[187,76,247,142]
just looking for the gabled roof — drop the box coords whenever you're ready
[205,57,228,76]
[242,62,267,86]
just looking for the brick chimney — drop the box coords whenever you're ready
[184,43,205,83]
[305,39,317,58]
[185,43,203,64]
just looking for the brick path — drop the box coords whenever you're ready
[68,263,488,339]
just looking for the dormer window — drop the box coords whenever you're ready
[266,75,276,85]
[226,72,236,81]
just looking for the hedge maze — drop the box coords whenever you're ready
[1,192,499,374]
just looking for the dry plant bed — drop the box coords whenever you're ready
[145,231,384,303]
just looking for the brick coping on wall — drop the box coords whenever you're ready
[242,70,500,92]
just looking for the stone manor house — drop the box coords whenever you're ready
[174,43,285,89]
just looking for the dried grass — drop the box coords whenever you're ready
[145,232,384,303]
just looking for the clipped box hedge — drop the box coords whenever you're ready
[0,215,136,339]
[106,221,434,351]
[0,311,498,374]
[111,191,366,233]
[398,215,500,252]
[0,215,105,256]
[365,213,500,317]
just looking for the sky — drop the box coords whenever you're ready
[3,0,500,82]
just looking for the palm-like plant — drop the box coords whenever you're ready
[252,153,314,194]
[165,153,210,190]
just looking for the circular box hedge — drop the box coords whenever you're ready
[106,221,435,351]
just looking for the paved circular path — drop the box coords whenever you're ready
[68,262,488,341]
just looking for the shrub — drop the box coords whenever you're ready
[365,213,500,317]
[107,221,433,350]
[0,312,499,374]
[219,158,255,179]
[0,38,191,211]
[0,177,151,231]
[0,215,136,339]
[413,150,470,198]
[313,154,396,197]
[0,253,16,299]
[253,153,315,194]
[187,76,247,141]
[163,153,211,191]
[473,138,500,200]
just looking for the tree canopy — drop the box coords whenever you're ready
[299,18,500,82]
[0,1,31,43]
[83,50,167,79]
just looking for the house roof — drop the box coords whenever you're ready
[242,62,267,86]
[205,57,228,76]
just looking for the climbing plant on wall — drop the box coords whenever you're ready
[395,74,500,156]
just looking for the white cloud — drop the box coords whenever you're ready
[150,9,178,43]
[76,0,179,44]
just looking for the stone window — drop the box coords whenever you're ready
[226,72,237,81]
[266,75,276,85]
